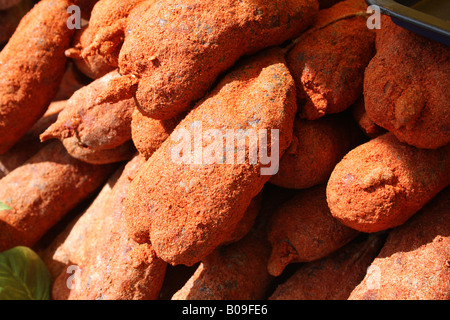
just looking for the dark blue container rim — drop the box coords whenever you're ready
[365,0,450,46]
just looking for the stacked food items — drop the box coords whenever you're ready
[0,0,448,300]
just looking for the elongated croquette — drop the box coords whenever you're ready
[125,48,297,266]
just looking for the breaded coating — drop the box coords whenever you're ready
[66,0,146,79]
[0,100,65,178]
[172,228,272,300]
[125,48,297,266]
[119,0,318,119]
[0,141,115,251]
[270,112,364,189]
[0,0,74,154]
[286,0,375,120]
[266,185,359,276]
[224,192,263,245]
[349,189,450,300]
[364,16,450,149]
[327,133,450,233]
[131,109,184,160]
[39,163,124,281]
[269,233,385,300]
[41,70,136,164]
[50,155,167,300]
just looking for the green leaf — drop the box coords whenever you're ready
[0,201,11,211]
[0,246,51,300]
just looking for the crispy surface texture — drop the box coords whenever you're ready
[0,0,74,154]
[41,70,136,164]
[286,0,375,120]
[0,100,65,178]
[125,48,297,266]
[266,185,359,276]
[364,16,450,149]
[119,0,318,120]
[327,133,450,233]
[1,0,447,302]
[349,189,450,300]
[0,142,114,251]
[66,0,146,79]
[39,163,124,281]
[131,109,184,160]
[172,229,272,300]
[50,155,167,300]
[269,233,385,300]
[270,112,364,189]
